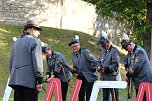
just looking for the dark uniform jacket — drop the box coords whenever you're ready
[46,51,72,82]
[99,45,120,81]
[72,48,98,82]
[124,45,152,89]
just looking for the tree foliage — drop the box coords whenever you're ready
[84,0,152,46]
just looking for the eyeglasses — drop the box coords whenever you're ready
[71,45,78,49]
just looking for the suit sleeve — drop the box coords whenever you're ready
[126,50,146,78]
[46,58,53,76]
[47,53,66,74]
[124,54,129,71]
[54,56,63,73]
[32,39,43,84]
[98,51,103,66]
[55,54,71,75]
[72,56,78,72]
[104,49,120,73]
[84,49,99,70]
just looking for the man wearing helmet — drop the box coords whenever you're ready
[97,35,120,101]
[68,37,99,101]
[121,38,152,101]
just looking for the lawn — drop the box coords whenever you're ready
[0,23,136,101]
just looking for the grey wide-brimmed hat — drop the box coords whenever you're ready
[24,19,42,31]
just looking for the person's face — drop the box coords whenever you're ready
[44,49,52,57]
[32,28,40,38]
[125,44,133,52]
[70,43,80,53]
[102,42,110,50]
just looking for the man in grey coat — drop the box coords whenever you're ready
[121,39,152,101]
[42,45,72,101]
[9,19,43,101]
[97,36,120,101]
[68,37,99,101]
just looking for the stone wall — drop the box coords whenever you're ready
[0,0,130,43]
[0,0,97,35]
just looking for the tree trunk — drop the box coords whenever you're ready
[143,2,152,60]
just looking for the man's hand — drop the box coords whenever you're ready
[96,66,104,72]
[125,76,129,82]
[74,73,83,79]
[44,75,50,81]
[36,84,42,92]
[96,66,101,71]
[46,75,55,83]
[74,73,78,77]
[43,75,50,83]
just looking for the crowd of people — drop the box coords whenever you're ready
[8,18,152,101]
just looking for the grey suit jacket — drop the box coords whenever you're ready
[46,51,72,82]
[72,48,98,82]
[124,45,152,89]
[9,35,43,89]
[99,45,120,81]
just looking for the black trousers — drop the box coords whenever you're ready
[78,76,94,101]
[102,88,119,101]
[13,85,38,101]
[61,80,69,101]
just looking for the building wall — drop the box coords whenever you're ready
[0,0,130,44]
[0,0,97,35]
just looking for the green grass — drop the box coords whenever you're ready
[0,23,136,101]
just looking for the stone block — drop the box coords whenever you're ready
[0,17,6,22]
[0,1,2,5]
[0,7,2,12]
